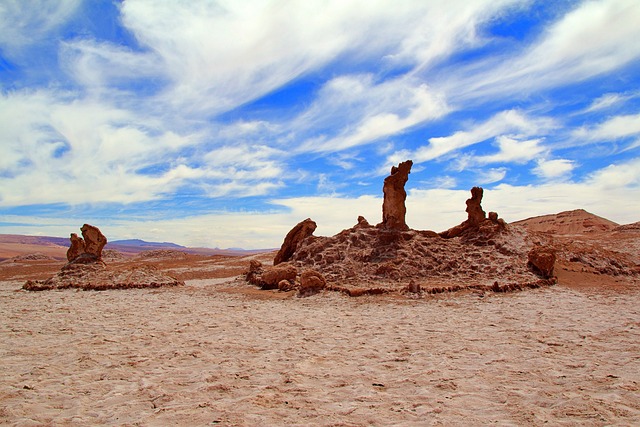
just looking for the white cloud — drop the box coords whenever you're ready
[475,136,547,165]
[451,0,640,101]
[533,159,576,180]
[294,76,449,153]
[572,113,640,143]
[478,168,508,184]
[0,0,81,54]
[584,92,629,112]
[2,158,639,248]
[400,110,556,163]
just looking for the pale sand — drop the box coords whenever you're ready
[1,280,639,426]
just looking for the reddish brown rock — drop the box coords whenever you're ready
[440,187,496,238]
[274,218,317,265]
[528,245,556,278]
[259,263,298,290]
[278,279,296,292]
[407,280,421,293]
[246,260,264,285]
[81,224,107,260]
[66,233,85,262]
[298,269,326,297]
[466,187,486,226]
[380,160,412,231]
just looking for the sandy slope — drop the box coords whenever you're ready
[1,277,639,426]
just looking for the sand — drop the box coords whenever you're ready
[1,277,639,426]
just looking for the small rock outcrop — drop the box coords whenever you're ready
[66,233,86,262]
[379,160,412,231]
[440,187,506,239]
[298,269,326,298]
[65,224,108,264]
[274,218,317,265]
[246,260,298,290]
[528,245,556,278]
[24,224,183,291]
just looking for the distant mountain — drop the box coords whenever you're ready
[108,239,185,248]
[512,209,619,235]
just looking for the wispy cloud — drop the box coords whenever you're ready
[392,110,556,164]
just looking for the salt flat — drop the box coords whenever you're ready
[1,279,638,426]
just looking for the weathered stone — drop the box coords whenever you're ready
[274,218,317,265]
[80,224,107,260]
[67,233,85,262]
[528,245,556,278]
[246,260,264,285]
[380,160,412,231]
[466,187,486,226]
[440,187,497,238]
[260,264,298,290]
[407,280,421,293]
[278,279,296,292]
[298,269,326,297]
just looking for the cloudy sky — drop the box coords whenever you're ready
[1,0,639,248]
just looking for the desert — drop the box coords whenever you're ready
[1,164,639,426]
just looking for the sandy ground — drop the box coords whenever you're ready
[1,275,639,426]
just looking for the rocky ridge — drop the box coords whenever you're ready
[247,160,557,297]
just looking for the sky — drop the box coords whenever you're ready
[1,0,639,249]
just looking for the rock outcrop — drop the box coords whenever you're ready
[298,269,326,297]
[528,245,556,278]
[379,160,412,231]
[66,233,86,262]
[248,159,557,297]
[65,224,108,264]
[24,224,183,291]
[274,218,317,265]
[439,187,506,239]
[246,260,298,290]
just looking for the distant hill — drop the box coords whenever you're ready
[0,234,271,261]
[512,209,619,235]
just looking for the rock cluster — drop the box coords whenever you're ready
[249,159,556,297]
[246,260,326,297]
[66,224,108,264]
[24,224,183,291]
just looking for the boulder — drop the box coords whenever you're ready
[274,218,317,265]
[66,233,85,262]
[298,269,326,297]
[380,160,412,231]
[528,245,556,278]
[81,224,107,260]
[246,260,298,289]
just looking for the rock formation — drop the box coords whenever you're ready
[66,233,85,262]
[439,187,505,238]
[246,260,298,290]
[81,223,107,259]
[24,224,183,291]
[248,159,558,297]
[65,224,108,264]
[379,160,412,231]
[528,245,556,278]
[274,218,317,265]
[298,269,326,297]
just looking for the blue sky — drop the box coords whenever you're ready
[1,0,639,248]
